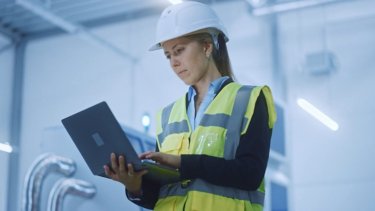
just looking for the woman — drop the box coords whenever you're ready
[104,2,276,211]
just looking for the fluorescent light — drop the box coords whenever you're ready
[0,142,13,153]
[297,98,339,131]
[169,0,183,5]
[273,171,289,185]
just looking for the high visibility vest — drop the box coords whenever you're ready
[155,83,277,211]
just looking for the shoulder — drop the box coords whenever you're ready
[158,95,186,114]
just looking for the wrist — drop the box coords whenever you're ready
[170,155,181,168]
[126,190,143,201]
[126,188,143,201]
[127,188,142,196]
[176,155,181,168]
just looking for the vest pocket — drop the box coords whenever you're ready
[160,134,189,155]
[190,128,225,157]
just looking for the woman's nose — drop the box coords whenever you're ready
[171,56,180,67]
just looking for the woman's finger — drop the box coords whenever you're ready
[103,165,109,175]
[118,155,126,173]
[127,163,134,177]
[104,165,113,178]
[139,151,154,159]
[138,169,148,177]
[145,152,162,161]
[111,153,118,172]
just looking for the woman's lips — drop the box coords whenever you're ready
[178,69,187,76]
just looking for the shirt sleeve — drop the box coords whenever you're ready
[125,178,161,209]
[179,91,272,191]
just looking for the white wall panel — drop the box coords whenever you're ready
[279,0,375,210]
[17,18,154,211]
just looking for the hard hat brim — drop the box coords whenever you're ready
[148,28,228,51]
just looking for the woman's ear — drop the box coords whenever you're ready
[203,41,213,58]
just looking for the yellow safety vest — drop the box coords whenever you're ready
[155,83,277,211]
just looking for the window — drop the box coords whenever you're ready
[271,182,288,211]
[270,103,285,156]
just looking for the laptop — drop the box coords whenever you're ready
[61,101,180,185]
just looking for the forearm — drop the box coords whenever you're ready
[180,152,268,190]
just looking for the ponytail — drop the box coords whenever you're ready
[212,33,235,80]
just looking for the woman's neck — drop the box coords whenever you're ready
[193,68,222,113]
[193,65,221,98]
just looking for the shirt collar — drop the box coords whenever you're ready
[187,76,230,103]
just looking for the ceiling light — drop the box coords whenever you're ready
[142,113,151,133]
[142,114,151,127]
[0,142,13,153]
[297,98,339,131]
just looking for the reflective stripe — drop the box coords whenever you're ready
[159,179,265,205]
[199,113,230,127]
[158,120,189,145]
[241,117,249,133]
[158,86,254,159]
[224,86,253,159]
[158,103,176,144]
[160,103,174,132]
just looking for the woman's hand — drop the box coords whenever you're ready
[104,153,148,195]
[140,151,181,169]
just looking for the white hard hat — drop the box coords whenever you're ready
[149,1,229,51]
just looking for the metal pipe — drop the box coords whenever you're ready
[47,178,96,211]
[7,40,26,211]
[22,153,76,211]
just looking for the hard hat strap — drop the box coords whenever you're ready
[209,31,220,50]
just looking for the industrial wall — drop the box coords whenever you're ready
[0,34,14,211]
[0,0,375,210]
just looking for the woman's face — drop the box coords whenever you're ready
[162,36,211,86]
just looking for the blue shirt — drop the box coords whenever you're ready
[187,76,229,131]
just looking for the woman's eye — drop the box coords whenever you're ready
[165,55,171,60]
[175,48,184,55]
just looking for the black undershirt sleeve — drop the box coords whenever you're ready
[125,178,161,209]
[180,91,272,191]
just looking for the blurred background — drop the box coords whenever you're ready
[1,0,374,210]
